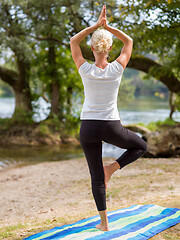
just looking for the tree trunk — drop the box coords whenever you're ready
[13,59,32,117]
[51,81,60,115]
[13,86,32,114]
[67,86,73,115]
[0,65,32,117]
[1,4,32,118]
[169,91,176,120]
[48,43,61,118]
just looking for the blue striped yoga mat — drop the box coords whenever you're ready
[24,204,180,240]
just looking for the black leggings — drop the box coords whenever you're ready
[79,119,147,212]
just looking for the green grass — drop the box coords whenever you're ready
[0,223,27,239]
[0,211,100,240]
[137,117,177,131]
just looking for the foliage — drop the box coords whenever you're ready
[174,94,180,111]
[40,114,61,132]
[31,46,84,114]
[114,0,180,76]
[38,124,51,136]
[0,111,34,131]
[0,80,14,97]
[123,68,169,98]
[0,1,33,62]
[12,109,34,124]
[61,115,81,138]
[118,77,135,106]
[110,0,180,116]
[138,117,177,131]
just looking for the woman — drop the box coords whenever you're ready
[70,5,147,231]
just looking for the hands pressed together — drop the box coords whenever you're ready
[96,5,108,29]
[70,4,132,70]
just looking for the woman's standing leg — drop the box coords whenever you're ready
[79,120,109,231]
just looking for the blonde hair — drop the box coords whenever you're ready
[91,29,113,53]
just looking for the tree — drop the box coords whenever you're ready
[25,0,64,118]
[0,1,33,116]
[0,0,85,120]
[110,0,180,98]
[108,0,180,92]
[0,0,179,122]
[120,0,180,118]
[25,0,85,120]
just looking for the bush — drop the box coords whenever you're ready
[138,117,176,131]
[61,115,80,138]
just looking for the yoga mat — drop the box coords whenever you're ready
[24,204,180,240]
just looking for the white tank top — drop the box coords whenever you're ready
[78,60,124,120]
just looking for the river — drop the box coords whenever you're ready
[0,96,180,169]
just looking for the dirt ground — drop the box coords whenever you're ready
[0,157,180,239]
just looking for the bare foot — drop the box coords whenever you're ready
[103,165,113,189]
[95,223,109,231]
[104,162,120,189]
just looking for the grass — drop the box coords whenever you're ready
[137,117,178,131]
[0,223,27,239]
[0,211,98,240]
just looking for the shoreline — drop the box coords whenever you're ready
[0,156,180,238]
[0,143,83,172]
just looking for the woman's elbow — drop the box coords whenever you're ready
[127,37,133,44]
[124,37,133,47]
[70,36,74,43]
[129,36,133,42]
[70,36,79,46]
[130,38,133,47]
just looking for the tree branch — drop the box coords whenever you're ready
[127,57,180,93]
[79,43,180,94]
[0,66,18,87]
[30,34,61,44]
[42,92,51,103]
[69,5,90,28]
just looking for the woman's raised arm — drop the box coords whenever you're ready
[70,25,98,69]
[70,5,107,69]
[103,17,133,69]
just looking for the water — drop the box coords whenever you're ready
[0,97,51,121]
[0,145,83,169]
[0,96,180,169]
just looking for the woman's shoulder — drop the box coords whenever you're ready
[78,60,124,75]
[78,61,92,75]
[109,60,124,73]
